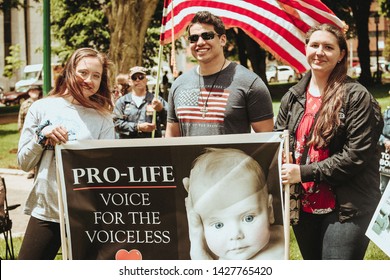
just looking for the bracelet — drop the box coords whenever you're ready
[36,133,47,146]
[35,120,52,147]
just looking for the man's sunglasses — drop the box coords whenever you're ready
[131,74,145,81]
[188,31,219,43]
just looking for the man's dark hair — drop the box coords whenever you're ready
[186,11,226,36]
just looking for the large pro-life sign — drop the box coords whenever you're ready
[56,133,286,260]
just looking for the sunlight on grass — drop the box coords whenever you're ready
[0,123,20,169]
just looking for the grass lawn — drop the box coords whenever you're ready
[0,122,20,169]
[1,82,389,260]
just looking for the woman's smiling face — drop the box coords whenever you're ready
[75,57,103,98]
[306,30,345,75]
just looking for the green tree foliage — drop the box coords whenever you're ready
[143,26,169,69]
[383,37,390,61]
[50,0,110,63]
[378,0,390,18]
[50,0,163,80]
[323,0,356,38]
[145,2,183,73]
[144,0,170,70]
[2,44,24,79]
[6,0,378,86]
[0,0,24,11]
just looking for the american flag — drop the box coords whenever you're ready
[160,0,345,73]
[176,87,230,123]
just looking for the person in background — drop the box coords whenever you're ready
[165,11,273,137]
[17,85,43,179]
[379,106,390,194]
[113,66,168,138]
[162,70,169,101]
[275,23,383,259]
[112,73,130,102]
[17,47,115,259]
[18,86,43,133]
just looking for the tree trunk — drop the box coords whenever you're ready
[351,0,374,87]
[106,0,159,79]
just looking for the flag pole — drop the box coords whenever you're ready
[151,44,164,139]
[170,1,178,77]
[152,0,171,138]
[283,129,290,260]
[43,0,51,96]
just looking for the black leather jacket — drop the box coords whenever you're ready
[275,72,384,222]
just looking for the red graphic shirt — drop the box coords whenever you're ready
[295,91,336,214]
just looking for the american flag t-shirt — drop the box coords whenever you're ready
[176,87,230,123]
[169,62,274,136]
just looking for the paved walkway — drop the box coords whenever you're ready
[1,112,29,239]
[1,168,31,237]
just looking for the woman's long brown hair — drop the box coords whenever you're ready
[50,47,113,114]
[306,24,348,149]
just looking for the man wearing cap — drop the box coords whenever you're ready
[113,66,168,138]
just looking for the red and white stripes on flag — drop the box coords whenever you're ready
[160,0,345,73]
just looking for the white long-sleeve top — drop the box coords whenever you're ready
[17,97,115,223]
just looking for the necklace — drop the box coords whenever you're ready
[198,59,226,118]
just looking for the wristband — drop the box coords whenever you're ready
[35,120,52,147]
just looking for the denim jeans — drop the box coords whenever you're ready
[292,210,372,259]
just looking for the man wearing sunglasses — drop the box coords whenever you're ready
[166,11,274,137]
[113,66,168,138]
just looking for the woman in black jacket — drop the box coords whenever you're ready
[275,23,383,259]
